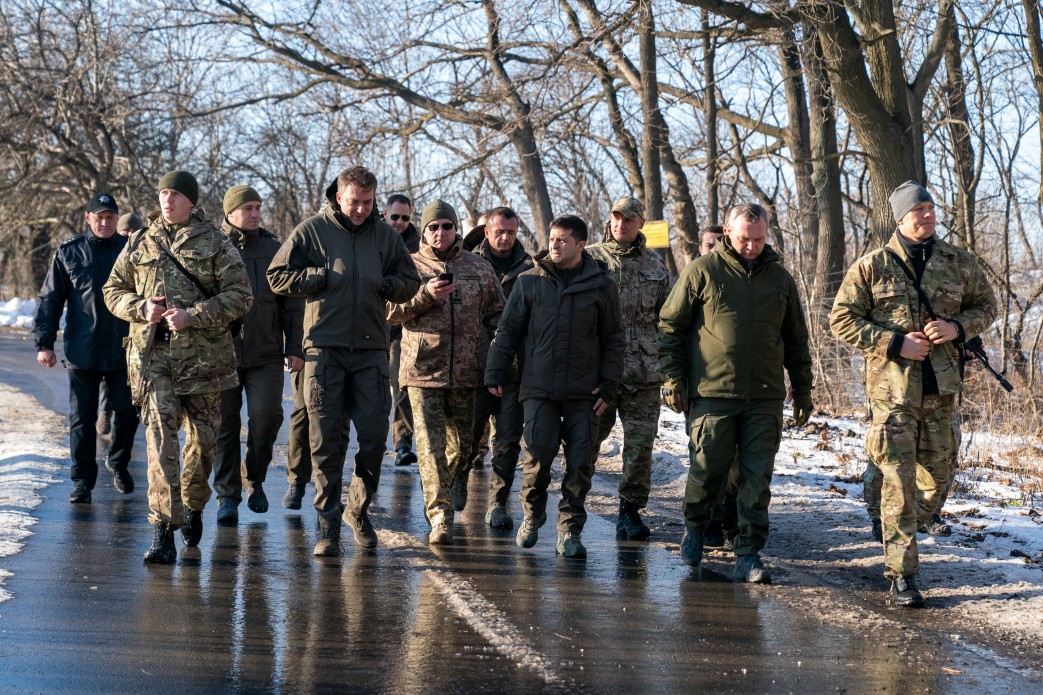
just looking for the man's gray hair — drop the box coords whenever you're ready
[726,203,768,226]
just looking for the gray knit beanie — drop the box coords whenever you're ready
[888,181,934,224]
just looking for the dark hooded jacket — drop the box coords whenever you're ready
[389,222,421,343]
[33,230,129,370]
[222,220,304,368]
[658,236,813,400]
[485,251,624,404]
[266,179,421,351]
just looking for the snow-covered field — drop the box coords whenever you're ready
[0,298,36,330]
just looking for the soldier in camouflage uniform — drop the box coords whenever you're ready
[104,170,252,565]
[387,199,505,545]
[830,181,996,607]
[586,196,670,541]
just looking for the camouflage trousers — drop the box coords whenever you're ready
[594,384,660,507]
[141,348,221,529]
[682,398,782,556]
[409,387,475,526]
[866,395,957,579]
[864,406,962,523]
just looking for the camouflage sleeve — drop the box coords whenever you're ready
[386,285,439,326]
[597,278,626,403]
[267,230,328,297]
[485,279,530,387]
[829,260,893,355]
[32,250,70,351]
[381,231,422,303]
[951,256,998,340]
[781,273,814,396]
[481,267,506,341]
[103,241,148,324]
[657,265,699,391]
[185,237,253,329]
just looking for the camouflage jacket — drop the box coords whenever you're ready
[387,236,505,389]
[658,238,813,401]
[222,221,304,369]
[829,232,997,405]
[586,233,670,386]
[103,209,253,397]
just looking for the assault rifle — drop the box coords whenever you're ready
[962,335,1014,393]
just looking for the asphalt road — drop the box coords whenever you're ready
[0,331,1034,693]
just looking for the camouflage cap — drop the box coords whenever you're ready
[117,213,144,233]
[611,196,645,220]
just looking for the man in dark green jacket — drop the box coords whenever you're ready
[267,166,420,557]
[486,215,625,559]
[214,185,304,524]
[659,203,813,583]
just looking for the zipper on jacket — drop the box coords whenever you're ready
[745,267,754,401]
[350,231,359,351]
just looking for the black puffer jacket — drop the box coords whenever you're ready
[32,231,129,370]
[485,252,624,404]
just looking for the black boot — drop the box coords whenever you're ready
[616,499,651,541]
[891,575,925,608]
[680,529,703,567]
[144,523,177,564]
[283,483,306,510]
[314,513,341,557]
[704,519,725,547]
[181,510,203,547]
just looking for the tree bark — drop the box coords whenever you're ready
[943,3,978,250]
[702,10,719,226]
[1022,0,1043,205]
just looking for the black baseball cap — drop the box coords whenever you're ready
[87,192,119,214]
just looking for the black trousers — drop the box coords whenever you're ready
[68,368,138,488]
[214,361,285,502]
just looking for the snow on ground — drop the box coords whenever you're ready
[0,381,65,603]
[591,405,1043,660]
[0,298,36,330]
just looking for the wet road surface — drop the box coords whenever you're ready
[0,332,1033,693]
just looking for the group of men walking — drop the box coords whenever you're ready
[32,167,996,606]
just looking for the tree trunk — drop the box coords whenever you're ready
[778,27,818,277]
[703,10,719,226]
[943,3,978,250]
[1022,0,1043,205]
[804,31,845,316]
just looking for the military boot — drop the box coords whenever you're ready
[181,509,203,547]
[246,482,269,513]
[216,497,239,525]
[394,448,417,466]
[313,514,341,557]
[733,554,771,584]
[616,499,651,541]
[556,531,587,559]
[343,508,378,549]
[891,575,925,608]
[429,521,453,545]
[144,523,177,564]
[680,529,703,568]
[485,503,514,530]
[69,480,91,504]
[516,512,547,548]
[282,483,306,510]
[920,514,952,537]
[449,475,468,512]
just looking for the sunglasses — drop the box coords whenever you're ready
[389,214,410,222]
[426,222,456,232]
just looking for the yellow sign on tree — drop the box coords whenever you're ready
[641,220,670,248]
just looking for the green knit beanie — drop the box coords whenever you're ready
[419,199,460,233]
[223,185,262,215]
[158,170,199,205]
